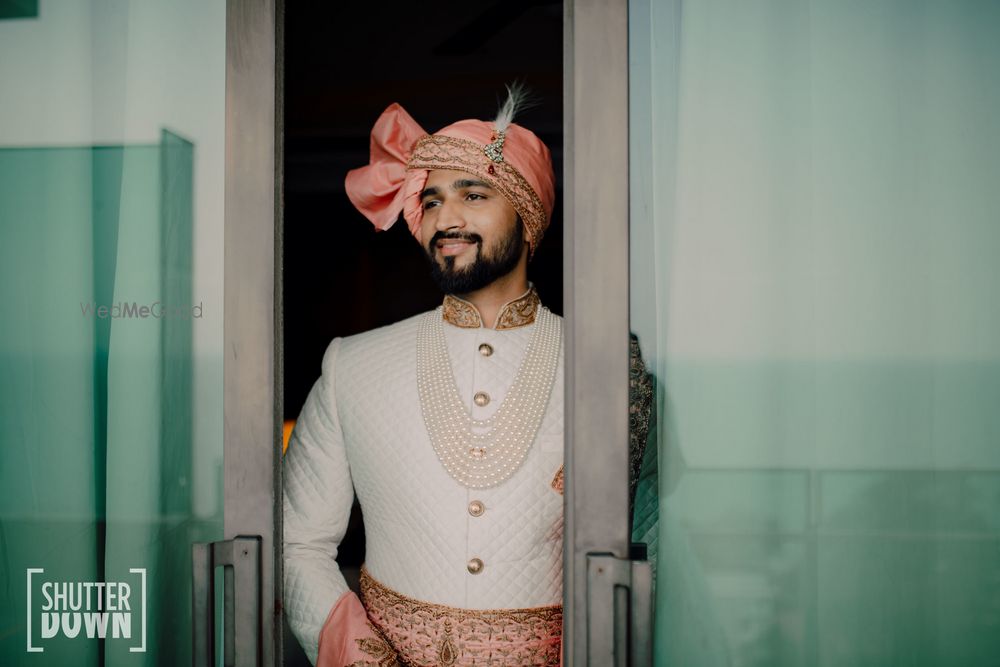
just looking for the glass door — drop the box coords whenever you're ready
[628,0,1000,664]
[0,1,282,664]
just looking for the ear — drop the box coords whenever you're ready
[516,215,535,262]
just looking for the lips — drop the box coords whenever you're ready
[436,239,475,256]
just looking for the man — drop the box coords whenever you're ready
[283,88,652,666]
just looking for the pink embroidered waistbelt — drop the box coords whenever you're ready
[360,567,562,666]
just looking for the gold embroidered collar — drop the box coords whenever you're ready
[442,285,541,330]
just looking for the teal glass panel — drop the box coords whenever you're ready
[0,0,37,20]
[0,135,221,664]
[629,0,1000,664]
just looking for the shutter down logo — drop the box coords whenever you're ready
[26,568,147,653]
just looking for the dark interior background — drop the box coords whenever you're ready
[282,1,563,661]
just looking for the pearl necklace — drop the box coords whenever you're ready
[417,306,562,489]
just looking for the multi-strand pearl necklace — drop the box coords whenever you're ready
[417,306,562,489]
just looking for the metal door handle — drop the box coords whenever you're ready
[586,551,653,666]
[192,536,262,667]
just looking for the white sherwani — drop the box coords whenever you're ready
[283,288,564,664]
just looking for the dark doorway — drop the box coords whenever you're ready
[283,2,563,662]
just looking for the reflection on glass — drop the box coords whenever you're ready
[629,0,1000,664]
[0,3,224,665]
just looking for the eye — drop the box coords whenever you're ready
[422,199,441,210]
[466,192,487,202]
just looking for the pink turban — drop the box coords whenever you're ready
[345,102,556,256]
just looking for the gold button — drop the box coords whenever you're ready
[468,500,485,517]
[478,343,494,357]
[473,391,490,407]
[467,557,484,574]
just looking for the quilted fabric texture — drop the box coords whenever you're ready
[284,307,565,665]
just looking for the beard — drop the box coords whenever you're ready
[426,219,524,295]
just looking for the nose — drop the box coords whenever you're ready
[434,198,467,232]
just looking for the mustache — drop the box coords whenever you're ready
[429,231,483,247]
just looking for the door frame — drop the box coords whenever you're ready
[563,0,638,664]
[221,0,284,664]
[220,0,640,663]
